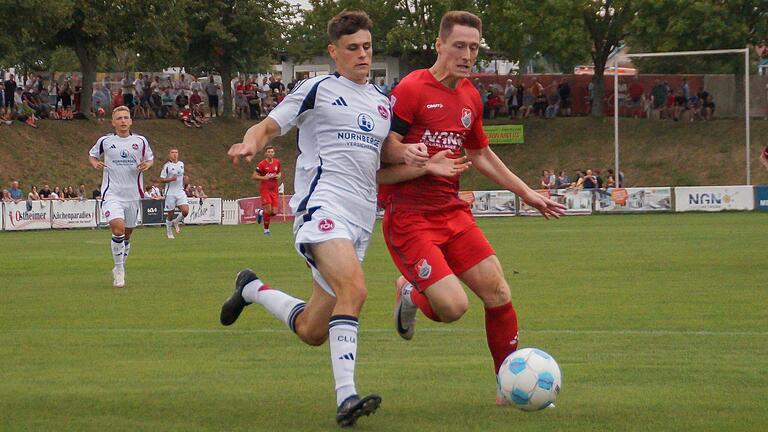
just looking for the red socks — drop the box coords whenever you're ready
[484,302,519,373]
[410,288,441,322]
[264,212,271,229]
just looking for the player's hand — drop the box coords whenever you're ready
[403,142,429,167]
[521,190,566,220]
[91,161,107,170]
[426,150,471,177]
[137,161,151,172]
[228,142,257,166]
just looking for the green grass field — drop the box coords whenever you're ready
[2,213,767,431]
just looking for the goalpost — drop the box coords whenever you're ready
[613,47,752,185]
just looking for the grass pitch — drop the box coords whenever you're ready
[1,213,766,431]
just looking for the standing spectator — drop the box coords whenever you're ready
[607,168,624,187]
[205,75,219,117]
[196,185,208,198]
[39,184,52,200]
[151,75,162,94]
[681,78,690,101]
[4,74,17,110]
[504,79,519,119]
[78,184,87,201]
[149,89,163,118]
[9,181,23,202]
[174,73,190,96]
[258,77,270,113]
[650,80,667,119]
[161,89,175,118]
[190,76,203,94]
[268,76,285,93]
[28,185,40,201]
[531,78,546,117]
[558,79,571,117]
[52,186,63,200]
[628,77,644,117]
[377,78,389,95]
[121,74,134,108]
[582,170,597,189]
[65,186,77,199]
[2,189,12,202]
[545,81,560,119]
[539,170,555,189]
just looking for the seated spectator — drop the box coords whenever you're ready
[65,186,77,199]
[28,185,40,201]
[112,88,123,109]
[555,170,570,189]
[484,91,503,119]
[161,89,175,118]
[175,91,189,111]
[189,89,202,109]
[150,90,163,118]
[185,184,195,197]
[179,106,201,128]
[539,169,555,189]
[196,185,208,198]
[2,189,12,202]
[570,171,585,189]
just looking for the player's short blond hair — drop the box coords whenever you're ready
[112,105,131,117]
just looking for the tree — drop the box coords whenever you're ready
[183,0,292,117]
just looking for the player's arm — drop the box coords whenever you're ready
[466,146,565,219]
[377,150,471,184]
[381,131,429,166]
[252,171,270,181]
[89,156,106,170]
[137,159,153,172]
[229,118,281,165]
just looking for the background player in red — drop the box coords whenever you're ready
[760,144,768,171]
[252,144,281,235]
[377,10,566,405]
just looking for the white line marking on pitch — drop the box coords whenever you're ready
[3,328,766,336]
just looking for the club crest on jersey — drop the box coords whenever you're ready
[378,104,389,119]
[461,108,472,129]
[415,258,432,279]
[318,218,335,233]
[132,143,139,150]
[120,150,129,158]
[357,113,374,132]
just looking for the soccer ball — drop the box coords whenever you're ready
[497,348,562,411]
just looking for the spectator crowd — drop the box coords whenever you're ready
[3,180,209,204]
[537,168,625,191]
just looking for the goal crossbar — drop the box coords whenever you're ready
[612,47,751,185]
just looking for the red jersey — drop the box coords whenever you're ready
[383,69,489,212]
[763,145,768,159]
[256,158,281,191]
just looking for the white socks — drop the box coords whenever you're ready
[401,281,415,307]
[243,280,306,332]
[111,235,125,270]
[123,241,131,263]
[329,315,359,406]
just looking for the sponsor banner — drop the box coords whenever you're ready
[519,189,593,216]
[470,190,517,215]
[51,200,99,228]
[141,199,165,225]
[675,186,754,212]
[222,199,239,225]
[754,186,768,211]
[483,124,524,144]
[237,195,294,224]
[594,187,672,212]
[3,200,52,230]
[185,198,222,224]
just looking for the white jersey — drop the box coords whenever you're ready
[160,160,185,196]
[268,73,391,232]
[89,133,154,202]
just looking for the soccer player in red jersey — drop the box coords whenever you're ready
[378,11,566,404]
[252,145,281,235]
[760,144,768,171]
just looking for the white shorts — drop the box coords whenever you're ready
[293,208,371,297]
[164,192,189,211]
[101,200,140,228]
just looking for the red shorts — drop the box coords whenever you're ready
[382,205,495,291]
[260,189,278,207]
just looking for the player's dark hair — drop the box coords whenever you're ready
[264,145,275,152]
[439,11,482,40]
[327,10,372,43]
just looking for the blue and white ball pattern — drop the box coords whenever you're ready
[497,348,562,411]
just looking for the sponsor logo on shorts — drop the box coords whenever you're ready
[415,258,432,279]
[318,218,335,233]
[378,105,389,119]
[104,210,111,217]
[132,143,139,150]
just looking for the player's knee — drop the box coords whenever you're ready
[299,329,328,346]
[437,299,469,322]
[480,277,511,306]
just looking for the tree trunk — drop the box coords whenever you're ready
[219,67,232,117]
[591,73,605,117]
[73,39,96,119]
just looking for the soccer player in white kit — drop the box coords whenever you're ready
[219,11,411,427]
[89,106,154,287]
[158,148,189,239]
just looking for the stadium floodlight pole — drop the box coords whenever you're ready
[616,48,752,185]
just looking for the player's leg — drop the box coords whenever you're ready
[103,200,127,287]
[173,203,189,234]
[164,194,178,238]
[121,201,140,268]
[262,203,272,235]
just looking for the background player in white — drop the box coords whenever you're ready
[88,106,154,287]
[157,148,189,239]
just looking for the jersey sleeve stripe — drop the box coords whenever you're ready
[96,136,108,155]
